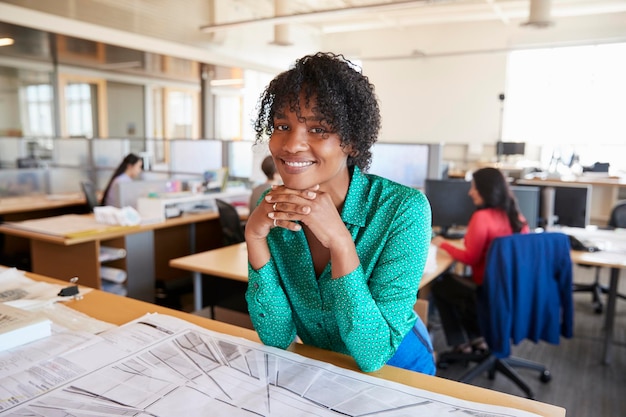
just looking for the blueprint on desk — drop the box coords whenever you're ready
[0,313,542,417]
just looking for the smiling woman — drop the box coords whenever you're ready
[243,52,435,375]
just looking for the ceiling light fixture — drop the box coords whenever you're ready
[210,79,244,86]
[0,37,15,47]
[522,0,554,28]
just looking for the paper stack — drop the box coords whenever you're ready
[0,303,52,351]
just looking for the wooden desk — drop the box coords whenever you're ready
[0,193,88,259]
[0,193,86,217]
[24,271,564,417]
[170,242,454,312]
[0,212,224,302]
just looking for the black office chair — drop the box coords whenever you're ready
[201,199,247,319]
[573,201,626,313]
[80,180,99,212]
[215,199,245,246]
[454,233,573,399]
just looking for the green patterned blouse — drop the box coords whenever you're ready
[246,166,432,372]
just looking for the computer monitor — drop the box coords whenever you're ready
[497,141,526,156]
[227,141,253,179]
[368,143,429,188]
[553,185,591,228]
[424,179,474,238]
[510,185,540,230]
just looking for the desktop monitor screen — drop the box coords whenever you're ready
[510,185,540,230]
[368,143,429,188]
[553,185,590,228]
[497,141,526,156]
[228,141,254,179]
[424,179,474,237]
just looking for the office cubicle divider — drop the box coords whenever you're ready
[1,137,450,197]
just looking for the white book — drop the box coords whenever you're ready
[0,303,52,351]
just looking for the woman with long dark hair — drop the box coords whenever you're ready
[431,167,529,354]
[101,153,142,207]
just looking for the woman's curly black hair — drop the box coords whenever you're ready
[253,52,381,171]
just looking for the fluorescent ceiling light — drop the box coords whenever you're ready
[0,37,15,47]
[210,79,244,86]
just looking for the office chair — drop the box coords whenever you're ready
[201,199,247,319]
[80,180,99,212]
[215,199,245,246]
[573,201,626,313]
[456,232,573,399]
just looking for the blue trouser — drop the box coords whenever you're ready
[386,315,435,375]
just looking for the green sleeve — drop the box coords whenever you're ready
[327,191,431,372]
[246,259,297,349]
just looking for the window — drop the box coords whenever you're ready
[504,43,626,170]
[22,84,54,137]
[65,83,94,138]
[58,75,107,138]
[164,88,199,139]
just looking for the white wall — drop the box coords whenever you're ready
[364,52,506,145]
[322,14,626,168]
[107,81,145,139]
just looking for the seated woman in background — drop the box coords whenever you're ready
[101,153,143,207]
[431,167,529,354]
[244,52,435,375]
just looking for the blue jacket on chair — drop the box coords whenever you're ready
[479,232,574,358]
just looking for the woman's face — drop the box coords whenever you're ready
[468,180,484,207]
[269,97,350,192]
[127,160,143,179]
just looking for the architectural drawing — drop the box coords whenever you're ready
[1,314,541,417]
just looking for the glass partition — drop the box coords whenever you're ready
[92,138,131,167]
[0,168,49,197]
[47,167,88,194]
[52,138,90,167]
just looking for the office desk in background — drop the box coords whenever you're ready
[0,193,89,266]
[563,226,626,365]
[170,242,455,312]
[0,193,86,218]
[518,176,626,225]
[0,212,226,302]
[19,271,564,417]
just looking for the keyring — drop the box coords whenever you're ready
[273,202,277,211]
[273,218,278,227]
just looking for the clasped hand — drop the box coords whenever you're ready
[245,184,344,249]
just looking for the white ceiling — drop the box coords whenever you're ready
[1,0,626,71]
[202,0,626,33]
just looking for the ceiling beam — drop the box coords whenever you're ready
[199,0,432,33]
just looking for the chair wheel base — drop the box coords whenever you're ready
[540,370,552,383]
